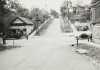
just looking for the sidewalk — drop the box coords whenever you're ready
[29,18,52,37]
[77,40,100,48]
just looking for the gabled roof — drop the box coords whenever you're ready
[18,17,33,25]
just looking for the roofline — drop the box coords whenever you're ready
[91,1,100,8]
[18,17,33,25]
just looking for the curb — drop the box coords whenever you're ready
[29,18,52,37]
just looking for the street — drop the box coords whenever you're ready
[0,18,98,70]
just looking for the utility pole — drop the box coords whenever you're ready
[67,0,72,20]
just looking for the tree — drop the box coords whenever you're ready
[0,0,10,15]
[50,9,59,18]
[30,8,40,19]
[5,0,30,18]
[40,9,50,20]
[29,8,50,34]
[30,8,49,23]
[0,0,6,8]
[60,0,72,18]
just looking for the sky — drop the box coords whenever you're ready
[18,0,92,12]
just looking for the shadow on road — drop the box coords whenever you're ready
[0,44,22,51]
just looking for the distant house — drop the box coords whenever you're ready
[71,5,91,22]
[91,0,100,24]
[0,12,34,39]
[91,0,100,44]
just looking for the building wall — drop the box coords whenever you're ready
[95,6,100,19]
[92,24,100,44]
[91,8,95,22]
[91,0,100,44]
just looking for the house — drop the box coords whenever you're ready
[0,12,35,39]
[75,5,86,15]
[72,5,91,21]
[91,0,100,44]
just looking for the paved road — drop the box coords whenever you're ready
[0,19,98,70]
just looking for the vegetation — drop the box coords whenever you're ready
[30,8,50,29]
[50,9,59,18]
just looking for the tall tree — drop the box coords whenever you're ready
[0,0,9,14]
[60,0,72,18]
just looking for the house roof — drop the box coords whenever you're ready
[91,0,100,8]
[18,17,33,25]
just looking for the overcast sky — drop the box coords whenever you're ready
[18,0,92,12]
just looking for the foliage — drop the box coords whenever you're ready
[29,8,50,30]
[0,0,6,8]
[30,8,50,23]
[9,0,30,18]
[40,9,50,20]
[50,9,59,18]
[0,0,9,14]
[60,0,72,18]
[0,0,29,18]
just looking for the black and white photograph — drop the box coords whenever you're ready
[0,0,100,70]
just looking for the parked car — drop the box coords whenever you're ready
[74,21,92,40]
